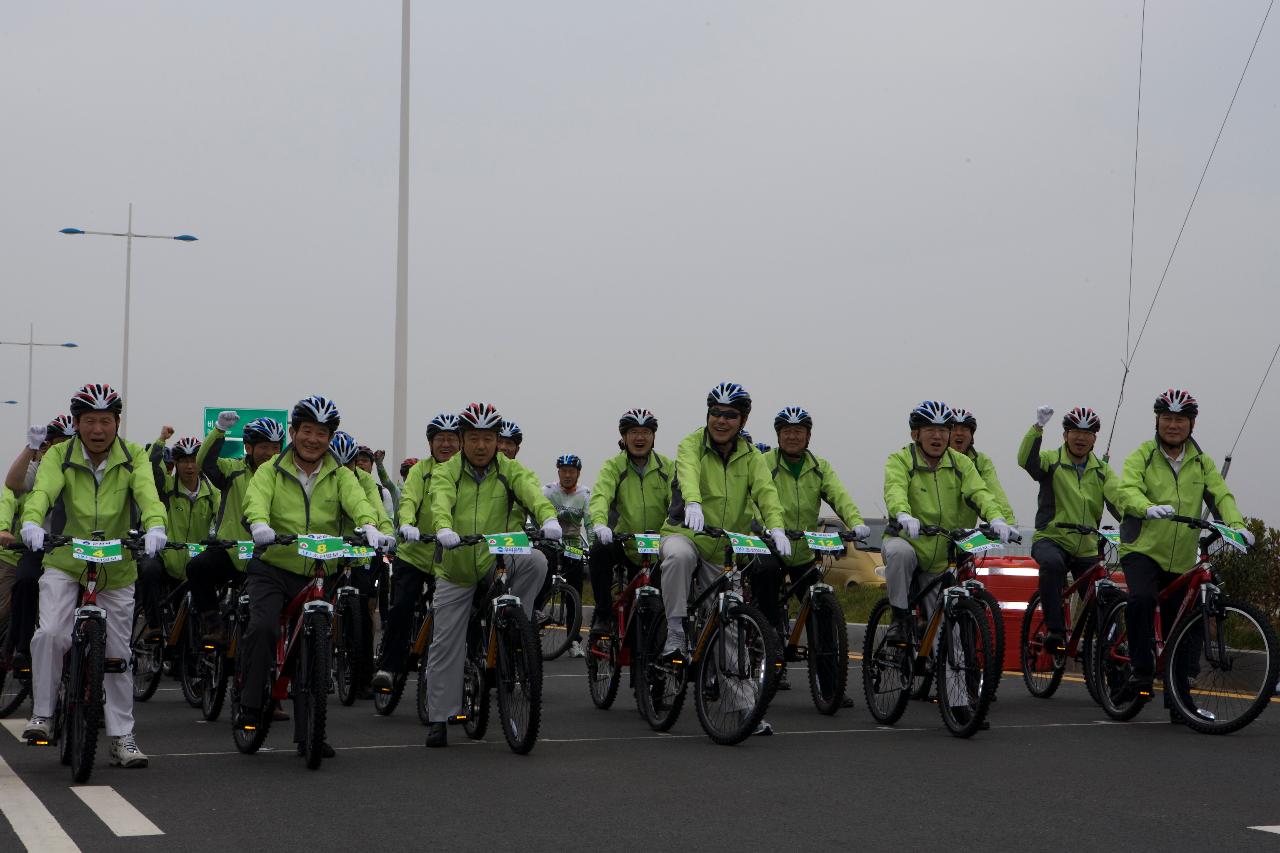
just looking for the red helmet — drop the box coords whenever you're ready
[70,383,122,416]
[1062,407,1101,433]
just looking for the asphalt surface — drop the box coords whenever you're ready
[1,631,1279,853]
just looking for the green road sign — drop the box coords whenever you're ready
[202,407,289,459]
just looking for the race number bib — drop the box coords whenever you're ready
[633,533,661,555]
[236,541,254,561]
[1211,523,1249,553]
[71,539,122,564]
[487,532,532,555]
[956,531,1002,554]
[727,532,770,555]
[803,531,843,552]
[297,534,348,561]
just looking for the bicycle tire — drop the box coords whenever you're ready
[1092,597,1145,721]
[70,618,105,784]
[0,628,30,717]
[1164,597,1279,735]
[861,597,913,725]
[937,596,996,738]
[201,648,229,722]
[334,597,360,707]
[461,652,489,740]
[805,590,848,715]
[1078,611,1101,707]
[374,667,408,717]
[693,601,778,745]
[634,595,686,731]
[970,585,1006,683]
[179,603,206,708]
[909,602,933,701]
[1020,593,1065,699]
[538,582,581,661]
[415,641,431,725]
[230,620,273,754]
[130,609,163,702]
[301,610,331,769]
[586,630,621,710]
[495,605,542,754]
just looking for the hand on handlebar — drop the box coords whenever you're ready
[143,526,168,558]
[1146,505,1175,520]
[896,512,921,539]
[361,524,395,552]
[593,524,613,546]
[989,518,1018,545]
[767,528,792,558]
[21,521,45,552]
[683,502,704,534]
[541,518,563,542]
[399,524,420,542]
[250,523,277,547]
[436,528,461,549]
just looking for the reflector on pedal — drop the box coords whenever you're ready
[242,725,257,731]
[448,714,467,724]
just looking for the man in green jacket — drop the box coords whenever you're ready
[1017,405,1121,654]
[236,396,391,751]
[190,414,285,645]
[950,407,1018,527]
[882,401,1016,642]
[587,408,672,631]
[424,403,561,747]
[371,413,461,691]
[1114,389,1251,698]
[20,384,168,768]
[659,383,790,656]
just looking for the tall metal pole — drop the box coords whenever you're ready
[121,203,134,436]
[391,0,411,469]
[26,323,34,427]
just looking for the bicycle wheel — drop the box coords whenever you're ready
[1078,611,1101,707]
[634,596,686,731]
[1091,598,1145,721]
[937,597,997,738]
[909,603,933,701]
[130,609,163,702]
[538,582,581,661]
[69,618,105,784]
[970,585,1006,681]
[179,603,206,708]
[0,626,30,717]
[1164,597,1279,735]
[495,605,542,754]
[861,597,913,725]
[1020,593,1064,698]
[586,630,621,710]
[334,596,361,707]
[201,647,229,722]
[230,622,273,754]
[693,601,778,745]
[805,590,848,714]
[461,652,490,740]
[300,610,332,769]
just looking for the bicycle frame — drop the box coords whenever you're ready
[269,563,332,703]
[592,534,659,667]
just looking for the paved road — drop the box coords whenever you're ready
[1,648,1279,852]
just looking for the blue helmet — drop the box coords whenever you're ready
[330,431,358,464]
[426,413,461,440]
[773,406,813,433]
[908,400,954,430]
[754,442,772,453]
[498,419,523,443]
[556,453,582,470]
[706,381,751,414]
[243,416,285,445]
[291,395,340,431]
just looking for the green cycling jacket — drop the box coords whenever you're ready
[958,447,1017,528]
[883,444,1004,573]
[197,427,271,552]
[587,450,673,563]
[761,448,864,567]
[428,453,557,587]
[662,428,785,563]
[396,456,441,574]
[21,436,168,590]
[0,486,24,569]
[1016,426,1121,558]
[1116,438,1243,573]
[149,443,220,580]
[243,447,378,576]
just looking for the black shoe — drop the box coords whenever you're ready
[297,741,336,758]
[777,666,791,691]
[199,612,228,648]
[1042,631,1066,657]
[590,608,611,633]
[979,719,991,731]
[236,707,262,730]
[840,694,855,709]
[1125,672,1154,701]
[426,722,447,748]
[885,616,912,647]
[272,705,291,722]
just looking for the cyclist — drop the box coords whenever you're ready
[1115,389,1251,700]
[371,413,461,692]
[237,396,392,756]
[882,401,1016,643]
[331,432,394,534]
[1017,405,1121,654]
[540,453,591,657]
[588,409,672,632]
[19,383,168,768]
[497,419,523,460]
[659,383,790,657]
[354,445,396,516]
[190,414,285,646]
[399,457,419,482]
[4,415,76,492]
[950,407,1018,529]
[424,402,561,748]
[755,407,870,690]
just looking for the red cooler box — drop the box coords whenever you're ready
[974,555,1041,671]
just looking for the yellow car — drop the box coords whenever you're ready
[815,516,886,588]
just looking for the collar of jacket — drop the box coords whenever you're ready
[908,443,958,472]
[62,435,134,474]
[699,428,750,463]
[765,447,818,477]
[272,446,340,483]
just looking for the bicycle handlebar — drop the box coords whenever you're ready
[916,523,1023,545]
[1053,522,1116,536]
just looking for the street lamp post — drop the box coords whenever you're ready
[60,203,197,434]
[0,323,79,426]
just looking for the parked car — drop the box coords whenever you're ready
[815,516,886,588]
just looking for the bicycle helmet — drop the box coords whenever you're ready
[243,416,286,445]
[291,395,341,430]
[400,457,419,477]
[618,408,658,434]
[952,407,978,431]
[773,406,813,432]
[70,383,122,416]
[1154,389,1198,417]
[706,382,752,415]
[426,413,461,440]
[330,430,359,464]
[172,437,202,459]
[497,419,523,443]
[1062,406,1101,433]
[356,445,375,462]
[908,400,954,429]
[556,453,582,470]
[459,403,502,431]
[740,429,752,443]
[754,442,772,453]
[45,414,75,440]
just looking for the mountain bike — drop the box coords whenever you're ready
[125,538,192,703]
[372,537,437,721]
[332,551,378,706]
[584,532,663,711]
[184,539,251,722]
[537,538,583,661]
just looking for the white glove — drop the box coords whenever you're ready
[362,524,393,551]
[1035,405,1055,428]
[1235,527,1256,547]
[26,424,45,451]
[852,524,871,541]
[399,524,420,542]
[683,502,704,533]
[216,410,240,431]
[1145,505,1174,520]
[144,526,168,558]
[768,528,792,557]
[250,522,276,546]
[896,512,921,539]
[20,521,45,552]
[593,524,613,546]
[542,518,563,541]
[990,518,1016,544]
[436,528,461,549]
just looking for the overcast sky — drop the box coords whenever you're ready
[2,2,1278,524]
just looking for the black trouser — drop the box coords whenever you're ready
[6,550,44,657]
[535,545,585,639]
[379,558,435,674]
[187,547,242,614]
[1120,552,1183,678]
[240,559,314,741]
[135,556,171,630]
[1033,539,1099,634]
[588,541,643,622]
[750,555,813,633]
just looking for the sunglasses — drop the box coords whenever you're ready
[708,408,742,421]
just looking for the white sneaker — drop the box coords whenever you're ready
[662,628,687,657]
[23,716,52,741]
[568,640,585,658]
[753,719,774,736]
[110,732,149,768]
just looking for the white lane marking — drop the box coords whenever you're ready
[0,751,80,852]
[70,786,163,837]
[1,720,29,742]
[1249,826,1280,835]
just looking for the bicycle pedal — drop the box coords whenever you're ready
[27,738,53,747]
[447,714,468,725]
[103,657,128,673]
